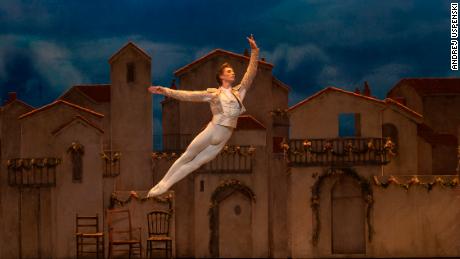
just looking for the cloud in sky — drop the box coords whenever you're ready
[0,0,456,107]
[0,35,88,105]
[30,40,86,91]
[267,43,329,72]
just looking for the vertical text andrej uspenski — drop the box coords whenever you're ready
[451,3,458,70]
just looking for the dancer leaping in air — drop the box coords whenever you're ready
[147,35,259,197]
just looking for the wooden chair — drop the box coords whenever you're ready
[146,210,172,259]
[75,214,104,259]
[107,209,142,259]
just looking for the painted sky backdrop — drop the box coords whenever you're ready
[0,0,457,111]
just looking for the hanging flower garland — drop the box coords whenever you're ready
[383,138,396,157]
[6,157,62,170]
[45,157,61,167]
[7,157,61,187]
[151,146,256,160]
[100,151,121,163]
[100,151,121,177]
[33,158,46,168]
[221,145,256,156]
[209,179,256,209]
[109,191,173,209]
[208,179,256,257]
[311,167,374,246]
[282,138,396,160]
[151,152,180,160]
[67,142,84,153]
[269,108,288,116]
[373,175,459,191]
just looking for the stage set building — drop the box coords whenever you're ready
[0,42,459,258]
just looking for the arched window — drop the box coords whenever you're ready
[382,123,398,152]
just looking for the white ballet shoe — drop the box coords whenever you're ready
[147,182,168,198]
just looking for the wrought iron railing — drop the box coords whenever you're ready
[6,158,60,187]
[286,137,393,167]
[101,150,121,177]
[198,145,255,174]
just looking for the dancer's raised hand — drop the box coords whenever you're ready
[247,34,258,50]
[148,86,166,94]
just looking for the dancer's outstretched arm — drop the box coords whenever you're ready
[236,35,260,100]
[148,86,215,102]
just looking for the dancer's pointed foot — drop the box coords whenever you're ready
[147,182,168,198]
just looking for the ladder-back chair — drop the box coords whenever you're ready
[107,208,142,259]
[75,213,104,259]
[146,210,172,259]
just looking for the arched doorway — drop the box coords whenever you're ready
[219,191,252,257]
[208,179,255,258]
[331,175,366,254]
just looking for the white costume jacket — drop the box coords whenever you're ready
[162,48,259,128]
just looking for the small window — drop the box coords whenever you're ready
[127,62,135,82]
[200,180,205,192]
[339,113,361,137]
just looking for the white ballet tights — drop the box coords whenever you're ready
[147,122,233,197]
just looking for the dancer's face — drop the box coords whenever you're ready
[220,67,235,84]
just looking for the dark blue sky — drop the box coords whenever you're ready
[0,0,457,112]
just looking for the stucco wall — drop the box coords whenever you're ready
[110,46,153,190]
[0,101,33,258]
[388,84,424,115]
[289,91,385,139]
[51,122,104,258]
[60,90,112,148]
[289,167,460,258]
[17,104,104,258]
[381,107,419,175]
[192,146,270,258]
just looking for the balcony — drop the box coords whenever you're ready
[199,145,255,174]
[286,137,394,167]
[152,134,255,174]
[101,150,121,177]
[7,158,60,187]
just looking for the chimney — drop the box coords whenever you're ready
[261,57,266,62]
[8,92,17,102]
[363,81,371,96]
[354,87,361,94]
[243,49,249,57]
